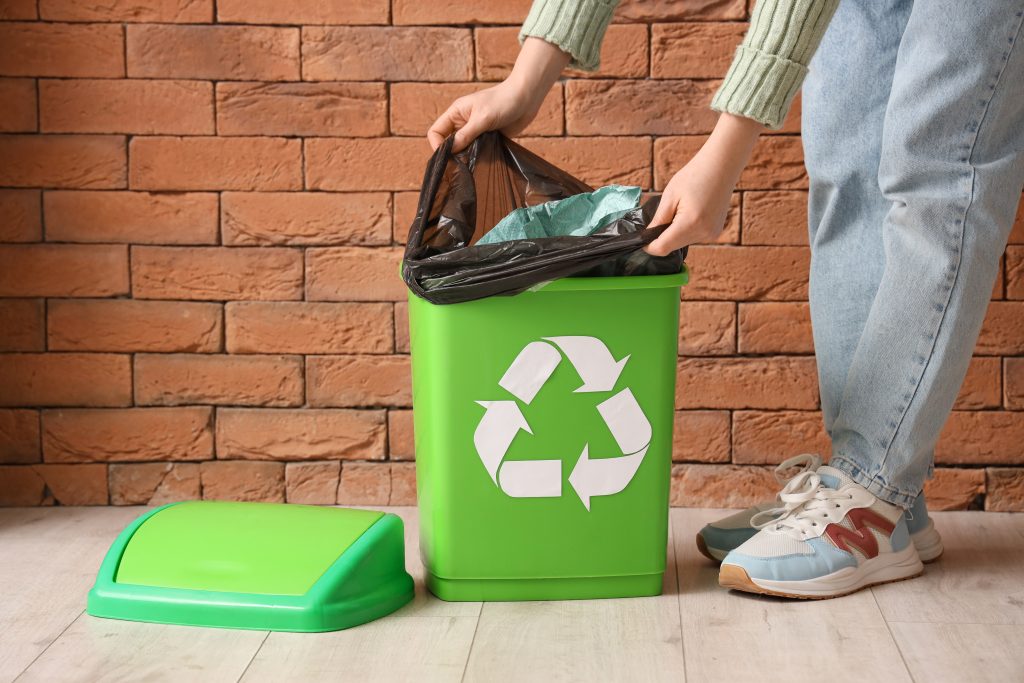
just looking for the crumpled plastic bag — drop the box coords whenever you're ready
[476,185,642,245]
[402,132,685,305]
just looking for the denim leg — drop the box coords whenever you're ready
[802,0,913,434]
[828,0,1024,507]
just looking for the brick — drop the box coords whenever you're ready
[655,136,807,190]
[40,79,213,136]
[285,462,340,504]
[672,410,730,463]
[986,468,1024,512]
[566,79,719,135]
[0,466,46,505]
[975,302,1024,355]
[217,409,386,461]
[44,191,218,244]
[0,135,125,189]
[217,82,385,137]
[130,137,301,192]
[392,193,419,244]
[307,355,412,408]
[226,302,391,354]
[953,357,1001,410]
[200,461,284,503]
[0,190,41,242]
[217,0,386,24]
[738,302,813,354]
[109,463,201,506]
[0,244,128,297]
[0,409,40,464]
[388,409,415,460]
[0,299,44,352]
[395,302,410,353]
[680,245,809,301]
[390,463,417,505]
[132,246,303,301]
[1006,358,1024,410]
[923,468,984,511]
[135,354,303,407]
[1007,246,1024,299]
[1009,197,1023,244]
[302,27,472,82]
[336,462,390,505]
[936,412,1024,465]
[390,82,563,137]
[306,247,406,302]
[678,302,735,355]
[305,138,429,192]
[38,463,109,504]
[677,357,819,410]
[40,0,212,21]
[222,192,390,246]
[651,23,747,79]
[519,136,652,188]
[0,353,131,407]
[616,0,746,21]
[475,25,648,80]
[670,464,777,508]
[0,23,123,77]
[394,0,530,24]
[42,407,213,463]
[127,25,299,80]
[0,0,36,19]
[48,299,222,353]
[742,191,809,246]
[0,78,36,132]
[732,410,830,464]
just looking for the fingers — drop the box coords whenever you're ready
[644,214,690,257]
[451,113,490,153]
[427,105,459,150]
[649,190,677,229]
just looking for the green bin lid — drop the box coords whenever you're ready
[87,501,414,632]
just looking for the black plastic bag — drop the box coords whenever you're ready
[402,132,685,305]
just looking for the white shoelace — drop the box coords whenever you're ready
[750,470,854,537]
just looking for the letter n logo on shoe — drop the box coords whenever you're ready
[824,509,896,559]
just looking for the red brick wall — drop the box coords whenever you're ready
[1,0,1022,511]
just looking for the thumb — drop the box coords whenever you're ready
[649,191,677,229]
[451,112,491,153]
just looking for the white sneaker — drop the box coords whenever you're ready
[718,465,925,599]
[696,454,943,563]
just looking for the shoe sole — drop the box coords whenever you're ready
[719,545,924,599]
[700,523,944,564]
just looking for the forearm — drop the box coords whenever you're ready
[506,37,573,111]
[699,113,765,181]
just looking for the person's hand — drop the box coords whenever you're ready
[645,114,764,256]
[427,81,541,153]
[427,37,571,153]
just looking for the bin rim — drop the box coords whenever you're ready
[530,265,688,293]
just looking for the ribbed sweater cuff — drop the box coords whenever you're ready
[519,0,618,72]
[711,45,807,129]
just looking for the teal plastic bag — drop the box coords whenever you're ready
[476,185,642,246]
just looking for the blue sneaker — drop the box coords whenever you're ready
[696,455,943,563]
[718,466,924,599]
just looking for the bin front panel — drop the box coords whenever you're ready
[409,281,680,584]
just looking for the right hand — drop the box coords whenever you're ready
[427,81,540,153]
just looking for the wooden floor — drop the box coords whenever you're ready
[2,507,1022,683]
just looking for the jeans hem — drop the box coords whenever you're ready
[828,455,919,509]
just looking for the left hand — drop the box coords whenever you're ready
[645,113,764,256]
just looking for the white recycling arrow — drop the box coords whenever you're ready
[544,336,629,393]
[473,400,531,483]
[472,336,653,509]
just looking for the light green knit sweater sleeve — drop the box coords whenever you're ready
[519,0,619,72]
[712,0,839,128]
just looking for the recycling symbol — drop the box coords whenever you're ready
[473,336,652,510]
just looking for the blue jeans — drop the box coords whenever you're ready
[802,0,1024,507]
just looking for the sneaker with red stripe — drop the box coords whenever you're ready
[718,465,924,599]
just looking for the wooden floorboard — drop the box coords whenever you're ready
[2,506,1022,683]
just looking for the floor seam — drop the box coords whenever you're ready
[235,631,271,683]
[872,589,918,683]
[459,606,483,683]
[13,610,84,682]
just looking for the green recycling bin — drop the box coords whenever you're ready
[408,269,687,601]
